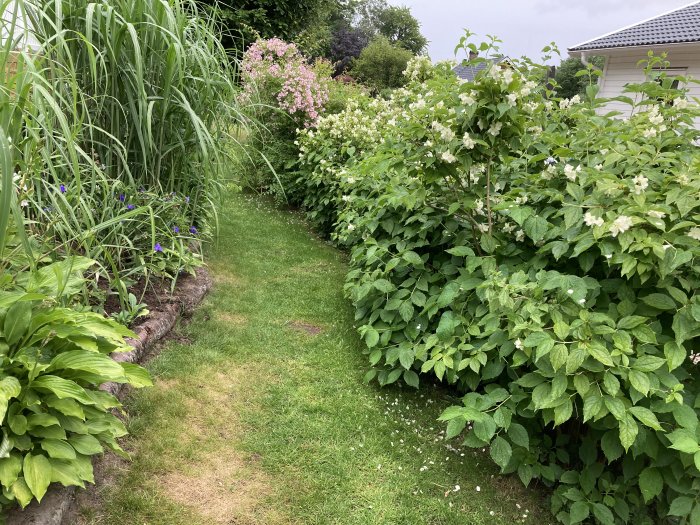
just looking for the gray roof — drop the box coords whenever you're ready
[453,57,504,82]
[569,1,700,52]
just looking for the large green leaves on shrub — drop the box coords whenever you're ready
[295,45,700,525]
[0,258,151,509]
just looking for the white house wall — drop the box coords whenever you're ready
[593,43,700,119]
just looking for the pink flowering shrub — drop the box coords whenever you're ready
[242,38,329,126]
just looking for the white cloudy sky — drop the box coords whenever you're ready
[390,0,694,62]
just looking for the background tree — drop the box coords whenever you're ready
[351,35,413,93]
[199,0,336,55]
[554,56,605,98]
[373,5,427,54]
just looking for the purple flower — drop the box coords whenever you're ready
[173,226,180,233]
[59,184,66,194]
[127,204,135,210]
[119,194,125,202]
[185,196,190,204]
[154,243,163,252]
[189,226,198,234]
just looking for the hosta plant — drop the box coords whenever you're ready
[0,257,151,510]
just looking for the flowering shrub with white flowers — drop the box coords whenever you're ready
[294,43,700,525]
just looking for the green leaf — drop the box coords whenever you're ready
[48,351,127,382]
[617,316,647,330]
[30,376,95,405]
[668,496,694,517]
[582,393,603,423]
[372,279,394,293]
[506,423,529,450]
[68,434,103,455]
[40,439,76,460]
[619,414,638,451]
[402,251,423,266]
[489,436,512,470]
[664,342,687,371]
[523,215,549,242]
[628,370,650,396]
[399,301,414,323]
[23,454,52,502]
[632,355,665,372]
[628,406,662,431]
[4,300,32,346]
[49,458,84,488]
[0,455,22,490]
[638,467,663,502]
[0,377,21,423]
[601,431,623,462]
[365,328,379,348]
[120,363,152,388]
[437,282,461,308]
[641,293,676,310]
[592,503,615,525]
[436,311,457,341]
[569,501,589,524]
[588,344,613,366]
[403,370,419,389]
[10,477,33,508]
[668,429,700,454]
[446,418,466,439]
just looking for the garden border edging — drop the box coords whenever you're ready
[5,269,213,525]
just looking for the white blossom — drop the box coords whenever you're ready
[488,122,502,137]
[514,339,523,350]
[506,93,518,107]
[515,229,525,242]
[610,215,633,237]
[459,92,476,106]
[673,97,689,109]
[564,164,581,182]
[462,133,476,149]
[642,128,657,139]
[584,212,604,227]
[347,223,355,232]
[648,105,664,125]
[441,151,457,163]
[633,175,649,194]
[647,210,666,219]
[688,227,700,241]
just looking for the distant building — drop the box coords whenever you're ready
[568,1,700,117]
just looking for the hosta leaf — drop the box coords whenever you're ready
[0,454,21,490]
[48,351,127,382]
[40,439,76,460]
[0,377,21,425]
[23,454,52,502]
[30,376,94,405]
[4,301,32,346]
[489,436,512,470]
[10,477,33,508]
[49,458,84,488]
[68,434,103,455]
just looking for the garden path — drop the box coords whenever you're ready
[72,193,549,525]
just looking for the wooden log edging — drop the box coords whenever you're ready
[6,269,213,525]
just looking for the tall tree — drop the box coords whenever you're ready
[554,56,605,99]
[373,5,427,55]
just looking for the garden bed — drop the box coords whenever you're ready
[5,269,213,525]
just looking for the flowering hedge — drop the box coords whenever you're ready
[292,46,700,525]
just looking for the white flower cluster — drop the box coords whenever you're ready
[559,95,581,110]
[584,212,604,227]
[632,175,648,195]
[610,215,633,237]
[432,121,455,142]
[403,55,434,82]
[564,164,581,182]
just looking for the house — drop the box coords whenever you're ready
[452,53,510,82]
[568,1,700,117]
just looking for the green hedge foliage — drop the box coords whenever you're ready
[291,44,700,525]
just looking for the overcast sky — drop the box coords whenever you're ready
[390,0,694,63]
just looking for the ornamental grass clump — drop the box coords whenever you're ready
[294,38,700,525]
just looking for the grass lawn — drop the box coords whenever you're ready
[75,193,552,525]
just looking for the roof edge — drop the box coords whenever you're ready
[568,39,700,56]
[567,0,700,52]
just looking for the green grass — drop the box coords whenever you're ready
[77,193,552,525]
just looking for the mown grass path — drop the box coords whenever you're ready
[76,193,551,525]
